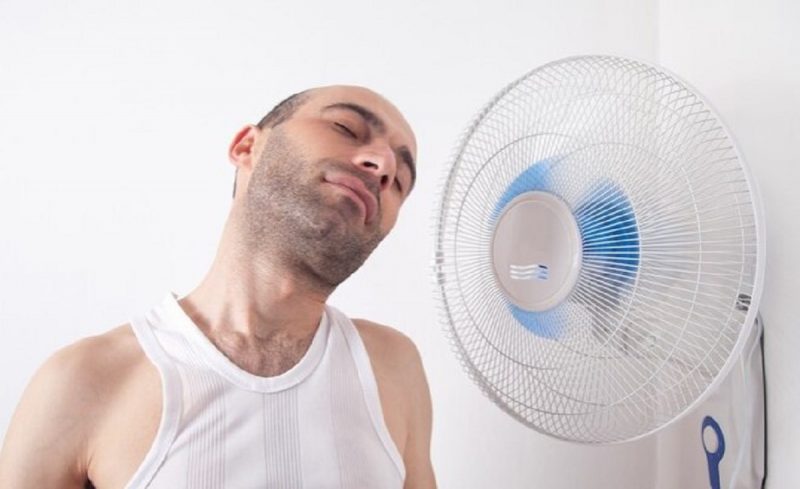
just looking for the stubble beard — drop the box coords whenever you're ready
[241,129,386,290]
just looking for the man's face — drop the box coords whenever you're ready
[241,86,417,288]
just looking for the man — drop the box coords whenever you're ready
[0,85,436,488]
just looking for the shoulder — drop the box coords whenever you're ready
[24,324,141,400]
[45,324,156,426]
[43,324,147,399]
[351,318,430,398]
[0,324,151,484]
[350,318,427,411]
[20,324,149,429]
[351,318,423,372]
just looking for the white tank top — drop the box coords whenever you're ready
[123,292,405,489]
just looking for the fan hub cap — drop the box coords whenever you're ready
[491,191,582,312]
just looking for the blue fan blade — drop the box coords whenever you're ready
[493,164,640,340]
[491,159,555,222]
[575,181,640,292]
[509,305,566,339]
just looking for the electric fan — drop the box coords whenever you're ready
[432,55,765,448]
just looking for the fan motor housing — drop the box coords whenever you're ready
[491,190,583,312]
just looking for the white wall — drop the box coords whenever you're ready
[659,1,800,487]
[16,0,794,488]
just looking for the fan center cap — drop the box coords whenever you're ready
[491,191,582,311]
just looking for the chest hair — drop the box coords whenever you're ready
[207,329,315,377]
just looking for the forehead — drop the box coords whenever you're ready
[301,86,417,154]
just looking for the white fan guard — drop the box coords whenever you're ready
[432,55,765,444]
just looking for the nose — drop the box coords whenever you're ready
[352,141,397,193]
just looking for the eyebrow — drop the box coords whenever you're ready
[323,102,416,192]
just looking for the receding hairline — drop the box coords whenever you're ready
[255,89,315,129]
[254,85,417,158]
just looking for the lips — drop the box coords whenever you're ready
[324,173,378,224]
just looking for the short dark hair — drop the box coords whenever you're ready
[233,90,312,198]
[256,90,311,129]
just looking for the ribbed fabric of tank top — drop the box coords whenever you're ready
[123,292,405,489]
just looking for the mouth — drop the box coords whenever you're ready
[324,175,377,224]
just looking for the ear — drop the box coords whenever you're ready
[228,124,262,171]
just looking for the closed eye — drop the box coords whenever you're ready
[334,122,357,138]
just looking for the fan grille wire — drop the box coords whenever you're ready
[432,55,763,443]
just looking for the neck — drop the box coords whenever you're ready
[178,209,332,343]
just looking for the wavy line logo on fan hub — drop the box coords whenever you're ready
[509,263,550,280]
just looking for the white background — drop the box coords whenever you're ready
[0,0,796,487]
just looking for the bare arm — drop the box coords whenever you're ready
[400,341,436,489]
[345,319,438,488]
[0,341,96,488]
